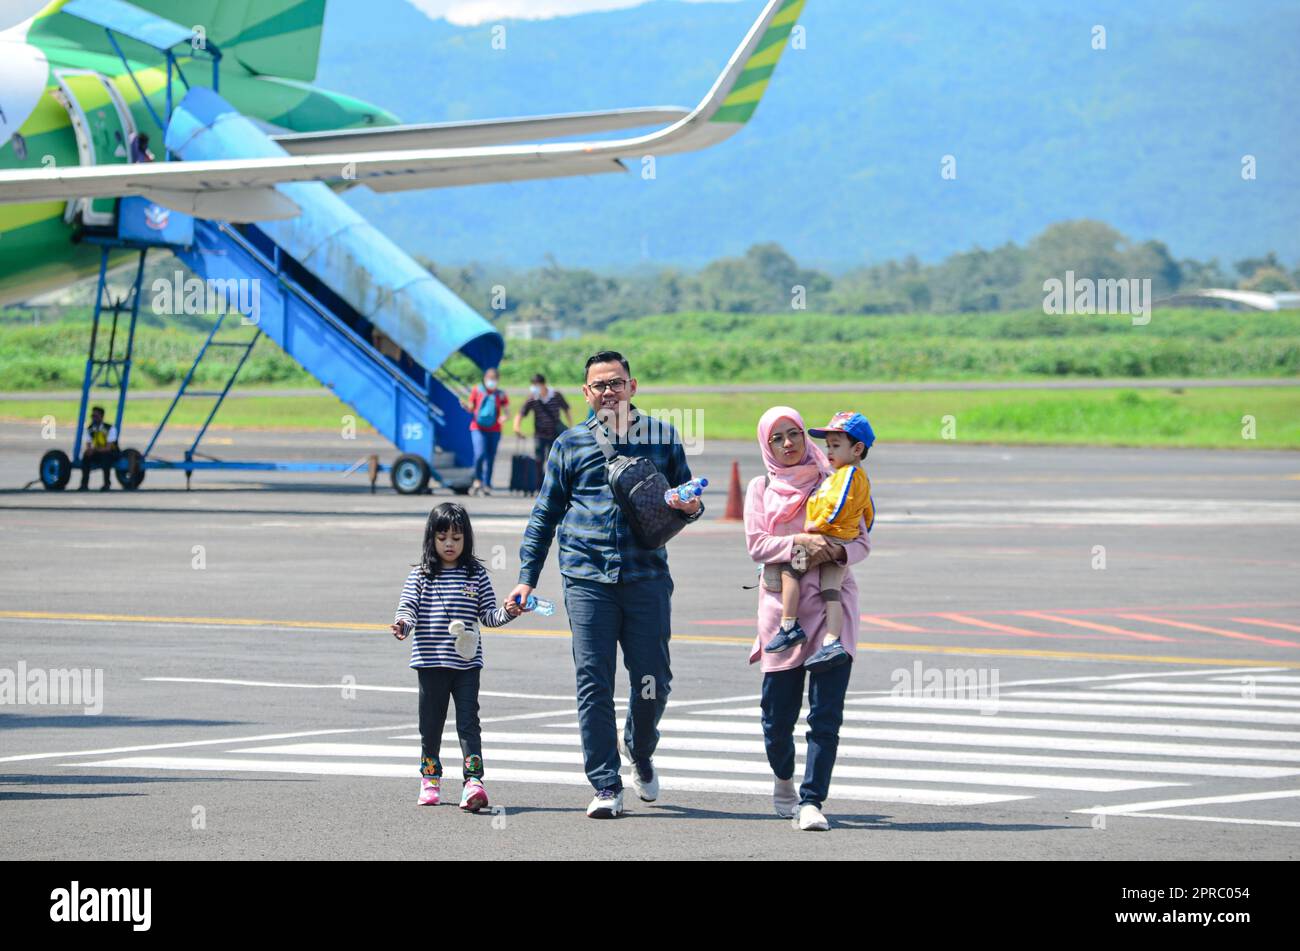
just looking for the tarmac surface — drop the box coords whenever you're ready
[2,419,1299,860]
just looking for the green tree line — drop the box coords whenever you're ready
[421,220,1299,332]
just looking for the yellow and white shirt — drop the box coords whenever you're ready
[805,464,873,541]
[83,421,117,452]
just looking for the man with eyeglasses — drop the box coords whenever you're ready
[510,350,703,819]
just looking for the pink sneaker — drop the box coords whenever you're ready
[460,778,488,812]
[418,776,441,806]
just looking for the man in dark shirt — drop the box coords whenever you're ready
[509,351,703,819]
[513,372,571,482]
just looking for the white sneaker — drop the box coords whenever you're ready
[795,803,830,831]
[773,777,798,818]
[586,788,624,819]
[617,733,660,802]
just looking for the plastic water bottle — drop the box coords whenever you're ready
[515,594,556,616]
[664,476,708,505]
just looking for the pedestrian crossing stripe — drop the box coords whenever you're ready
[1102,682,1300,696]
[606,717,1300,761]
[691,709,1300,744]
[846,696,1300,725]
[230,737,1297,780]
[998,689,1300,708]
[219,742,1175,792]
[1211,675,1300,684]
[72,671,1300,818]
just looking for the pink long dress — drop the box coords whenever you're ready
[743,475,872,672]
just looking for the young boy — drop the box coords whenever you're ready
[763,411,875,673]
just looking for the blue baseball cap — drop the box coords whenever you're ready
[808,411,875,450]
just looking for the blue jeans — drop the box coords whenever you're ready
[562,573,674,792]
[470,428,500,487]
[761,659,853,807]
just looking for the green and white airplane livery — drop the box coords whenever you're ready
[0,0,807,306]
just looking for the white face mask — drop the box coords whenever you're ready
[484,379,497,391]
[529,385,541,397]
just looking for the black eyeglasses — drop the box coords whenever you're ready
[587,379,628,394]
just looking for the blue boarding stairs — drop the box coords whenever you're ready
[37,83,501,495]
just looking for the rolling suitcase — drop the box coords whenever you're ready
[509,450,540,495]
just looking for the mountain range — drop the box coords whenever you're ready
[315,0,1300,270]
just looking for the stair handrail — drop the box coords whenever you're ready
[206,220,446,428]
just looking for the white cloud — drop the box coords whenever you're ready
[0,0,51,33]
[405,0,740,27]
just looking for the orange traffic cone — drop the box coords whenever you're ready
[722,460,744,521]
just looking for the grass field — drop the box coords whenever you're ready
[4,307,1299,391]
[475,309,1300,386]
[665,387,1300,448]
[5,386,1296,450]
[5,307,1297,449]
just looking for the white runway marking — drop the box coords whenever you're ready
[1075,789,1300,815]
[636,718,1300,762]
[0,723,415,765]
[253,518,535,534]
[75,756,1026,807]
[1007,689,1300,708]
[1100,681,1300,697]
[222,741,1177,792]
[847,696,1300,725]
[879,498,1300,527]
[873,666,1288,693]
[701,708,1300,744]
[1075,813,1300,829]
[249,736,1298,779]
[1210,675,1300,684]
[141,677,577,701]
[140,677,761,710]
[53,677,1300,825]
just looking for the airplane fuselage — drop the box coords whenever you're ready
[0,13,395,305]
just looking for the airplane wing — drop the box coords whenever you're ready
[0,0,806,220]
[270,108,692,154]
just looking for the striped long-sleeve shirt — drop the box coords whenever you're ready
[518,406,702,587]
[393,563,514,669]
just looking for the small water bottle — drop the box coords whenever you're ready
[664,476,708,505]
[516,594,556,616]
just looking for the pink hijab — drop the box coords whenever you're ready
[756,405,830,532]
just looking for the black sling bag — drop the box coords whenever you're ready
[586,414,690,550]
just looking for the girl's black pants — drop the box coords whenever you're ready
[417,666,483,779]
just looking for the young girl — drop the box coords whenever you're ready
[390,503,523,810]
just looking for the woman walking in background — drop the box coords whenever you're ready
[462,366,509,496]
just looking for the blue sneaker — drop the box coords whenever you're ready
[803,639,851,673]
[764,621,807,653]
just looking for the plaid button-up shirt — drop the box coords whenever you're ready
[518,407,702,586]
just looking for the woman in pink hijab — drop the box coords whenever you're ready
[745,406,872,831]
